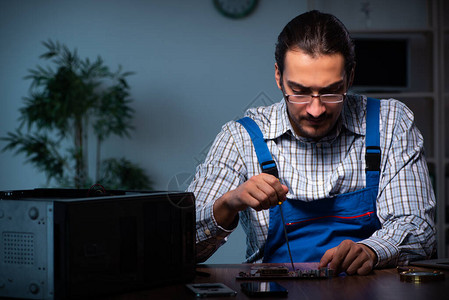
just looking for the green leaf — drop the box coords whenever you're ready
[98,157,152,190]
[1,130,65,181]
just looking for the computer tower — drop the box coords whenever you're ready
[0,189,196,299]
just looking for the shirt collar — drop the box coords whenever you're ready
[265,94,365,141]
[263,100,291,140]
[341,94,365,136]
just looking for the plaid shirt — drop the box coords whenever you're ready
[187,94,436,267]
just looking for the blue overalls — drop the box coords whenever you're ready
[237,98,382,263]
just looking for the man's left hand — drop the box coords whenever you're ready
[318,240,377,275]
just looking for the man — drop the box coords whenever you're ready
[187,10,436,275]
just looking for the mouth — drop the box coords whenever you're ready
[305,116,326,126]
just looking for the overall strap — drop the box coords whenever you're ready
[236,117,279,178]
[365,97,381,172]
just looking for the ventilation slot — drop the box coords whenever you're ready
[2,232,34,265]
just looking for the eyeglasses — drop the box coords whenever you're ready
[284,93,346,104]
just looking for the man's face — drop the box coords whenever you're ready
[275,49,348,141]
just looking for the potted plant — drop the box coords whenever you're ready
[1,40,152,190]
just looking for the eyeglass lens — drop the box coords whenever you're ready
[288,94,343,103]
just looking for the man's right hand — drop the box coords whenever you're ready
[213,173,289,229]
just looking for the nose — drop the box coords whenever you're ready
[306,96,326,118]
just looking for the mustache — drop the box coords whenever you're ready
[303,113,328,122]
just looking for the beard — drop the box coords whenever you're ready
[288,112,340,141]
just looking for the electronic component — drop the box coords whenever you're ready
[236,266,334,280]
[399,270,445,283]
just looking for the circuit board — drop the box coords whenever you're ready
[236,266,334,280]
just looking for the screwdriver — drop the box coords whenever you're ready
[278,197,295,272]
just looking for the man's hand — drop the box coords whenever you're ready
[227,173,288,211]
[214,173,289,229]
[318,240,377,275]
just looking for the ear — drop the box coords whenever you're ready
[275,63,282,90]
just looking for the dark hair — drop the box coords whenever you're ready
[275,10,355,81]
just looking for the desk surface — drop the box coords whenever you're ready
[111,263,449,300]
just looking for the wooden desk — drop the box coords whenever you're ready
[111,263,449,299]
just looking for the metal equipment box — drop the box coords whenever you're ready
[0,189,196,299]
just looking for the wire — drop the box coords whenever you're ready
[87,183,106,196]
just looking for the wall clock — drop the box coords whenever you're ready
[213,0,259,19]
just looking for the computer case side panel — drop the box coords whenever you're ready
[0,199,54,299]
